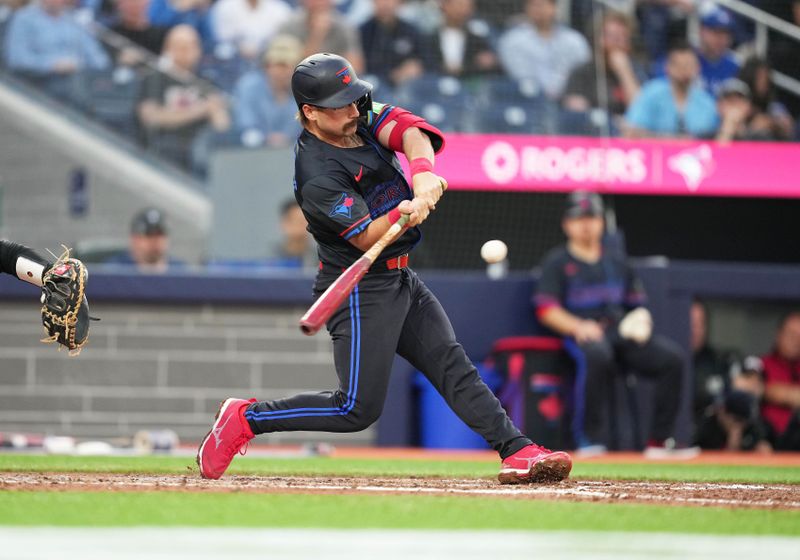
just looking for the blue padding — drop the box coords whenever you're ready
[0,268,317,305]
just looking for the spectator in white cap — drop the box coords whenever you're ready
[232,35,304,148]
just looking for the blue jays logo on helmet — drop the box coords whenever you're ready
[336,66,352,85]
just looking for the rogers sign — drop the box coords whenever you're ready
[481,141,648,185]
[419,135,799,198]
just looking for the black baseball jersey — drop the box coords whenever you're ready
[534,246,647,324]
[294,125,419,269]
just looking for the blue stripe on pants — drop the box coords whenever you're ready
[244,286,361,421]
[562,338,588,447]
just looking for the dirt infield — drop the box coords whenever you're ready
[326,447,800,467]
[2,472,799,510]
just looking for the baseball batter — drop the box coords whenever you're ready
[197,53,572,484]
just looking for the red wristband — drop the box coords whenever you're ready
[410,158,433,177]
[387,208,402,225]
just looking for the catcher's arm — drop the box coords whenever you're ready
[0,239,50,286]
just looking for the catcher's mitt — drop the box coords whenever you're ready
[40,253,92,356]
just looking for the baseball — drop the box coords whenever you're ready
[480,240,508,264]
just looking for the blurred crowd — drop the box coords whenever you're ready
[0,0,799,175]
[692,302,800,453]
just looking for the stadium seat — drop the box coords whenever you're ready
[361,73,395,106]
[476,101,554,135]
[478,76,543,104]
[199,48,253,94]
[86,67,142,138]
[472,77,558,134]
[557,108,619,137]
[394,75,471,132]
[73,238,128,264]
[476,104,529,134]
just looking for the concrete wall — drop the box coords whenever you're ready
[207,147,296,261]
[0,80,209,265]
[0,301,374,446]
[706,300,794,357]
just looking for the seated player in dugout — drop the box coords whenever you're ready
[534,191,696,458]
[197,53,573,484]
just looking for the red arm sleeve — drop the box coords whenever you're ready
[369,104,445,154]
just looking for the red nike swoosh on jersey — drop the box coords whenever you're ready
[354,166,363,182]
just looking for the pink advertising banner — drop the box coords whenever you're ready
[411,134,800,198]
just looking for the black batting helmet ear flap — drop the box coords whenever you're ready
[355,91,373,118]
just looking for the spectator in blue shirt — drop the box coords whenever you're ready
[147,0,215,50]
[695,6,740,96]
[650,7,740,98]
[624,42,718,138]
[4,0,110,80]
[232,34,303,148]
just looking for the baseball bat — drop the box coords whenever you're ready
[300,214,410,335]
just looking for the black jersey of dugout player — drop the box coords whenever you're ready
[534,247,647,325]
[294,125,419,269]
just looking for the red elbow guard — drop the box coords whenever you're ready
[376,106,446,154]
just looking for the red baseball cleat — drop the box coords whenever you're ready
[197,398,256,480]
[498,444,573,484]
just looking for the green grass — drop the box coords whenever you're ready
[1,454,799,485]
[2,454,799,535]
[1,491,799,535]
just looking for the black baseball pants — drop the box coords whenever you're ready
[567,332,685,446]
[245,268,531,457]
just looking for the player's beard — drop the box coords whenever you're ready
[342,118,358,135]
[338,119,361,147]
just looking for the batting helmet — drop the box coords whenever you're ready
[292,53,373,111]
[564,191,604,219]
